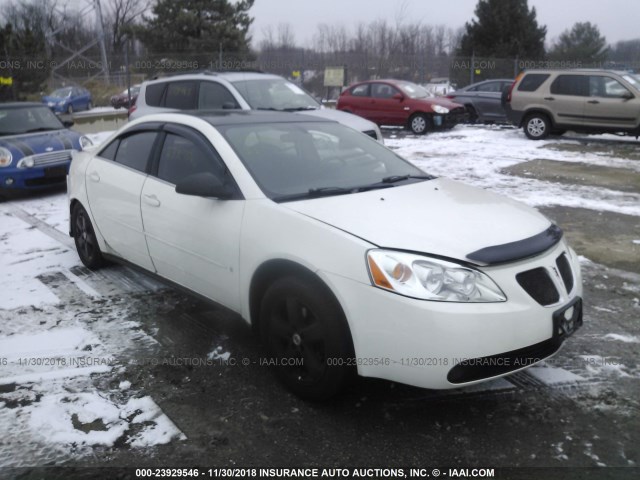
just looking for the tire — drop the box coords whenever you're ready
[465,105,478,124]
[72,204,105,269]
[409,113,430,135]
[87,101,93,110]
[259,276,355,400]
[524,113,550,140]
[67,104,73,115]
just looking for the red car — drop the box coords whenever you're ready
[337,79,466,134]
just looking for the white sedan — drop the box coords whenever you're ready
[68,111,583,399]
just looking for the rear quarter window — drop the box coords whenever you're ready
[517,74,550,92]
[145,83,165,107]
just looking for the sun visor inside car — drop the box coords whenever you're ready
[466,224,563,265]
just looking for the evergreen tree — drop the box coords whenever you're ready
[139,0,254,54]
[458,0,546,58]
[549,22,608,64]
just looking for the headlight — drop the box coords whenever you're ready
[367,249,506,302]
[57,101,65,106]
[432,105,450,114]
[0,147,12,167]
[79,136,93,149]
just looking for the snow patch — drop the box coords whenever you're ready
[602,333,640,344]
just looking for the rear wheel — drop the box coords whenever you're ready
[465,105,478,124]
[409,113,430,135]
[524,113,550,140]
[72,204,105,269]
[259,276,354,400]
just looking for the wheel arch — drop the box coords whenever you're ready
[521,108,556,128]
[248,259,350,337]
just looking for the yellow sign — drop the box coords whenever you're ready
[0,77,13,86]
[475,69,482,75]
[324,67,345,87]
[292,71,301,78]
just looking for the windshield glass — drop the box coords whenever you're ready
[231,78,320,111]
[219,121,429,201]
[51,87,73,98]
[0,106,65,136]
[622,74,640,91]
[397,81,433,99]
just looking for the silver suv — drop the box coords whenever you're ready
[504,69,640,139]
[131,71,383,142]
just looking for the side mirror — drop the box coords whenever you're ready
[222,102,238,109]
[621,91,634,100]
[62,120,74,128]
[392,93,404,101]
[175,172,235,199]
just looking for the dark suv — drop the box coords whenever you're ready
[504,69,640,139]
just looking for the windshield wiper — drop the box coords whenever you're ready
[281,106,319,112]
[23,127,61,133]
[273,186,353,202]
[381,174,435,184]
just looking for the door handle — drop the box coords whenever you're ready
[143,194,161,207]
[89,172,100,182]
[544,97,555,101]
[588,100,600,104]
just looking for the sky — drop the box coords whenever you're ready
[249,0,640,47]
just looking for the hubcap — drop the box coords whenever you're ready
[270,296,326,383]
[527,118,546,137]
[412,116,426,133]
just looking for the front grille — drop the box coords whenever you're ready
[516,267,559,306]
[363,129,378,140]
[29,150,73,167]
[447,336,563,384]
[556,253,574,293]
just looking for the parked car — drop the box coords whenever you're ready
[446,78,513,123]
[0,102,92,189]
[131,71,383,142]
[504,69,640,139]
[68,110,583,399]
[110,85,140,109]
[42,86,93,114]
[336,79,466,134]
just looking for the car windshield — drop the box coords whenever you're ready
[397,81,434,99]
[219,121,431,201]
[51,87,73,98]
[0,106,65,136]
[231,78,320,111]
[622,74,640,91]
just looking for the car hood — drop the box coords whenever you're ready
[417,96,463,110]
[283,177,552,264]
[300,108,379,133]
[0,130,81,159]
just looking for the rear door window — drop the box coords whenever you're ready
[518,74,550,92]
[350,84,370,97]
[550,75,589,96]
[164,81,198,109]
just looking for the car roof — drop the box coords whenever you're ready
[522,69,632,75]
[145,71,283,85]
[0,102,49,109]
[148,110,336,127]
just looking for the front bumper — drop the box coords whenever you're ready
[320,240,582,389]
[434,107,468,129]
[0,164,70,189]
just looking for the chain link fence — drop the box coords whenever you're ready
[2,50,640,104]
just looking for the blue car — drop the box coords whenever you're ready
[42,86,93,114]
[0,102,92,189]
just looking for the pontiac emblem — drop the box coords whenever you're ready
[45,147,54,152]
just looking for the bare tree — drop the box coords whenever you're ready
[103,0,148,53]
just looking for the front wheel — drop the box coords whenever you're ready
[409,113,430,135]
[72,204,105,269]
[67,104,74,115]
[524,113,550,140]
[259,276,355,400]
[87,101,93,110]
